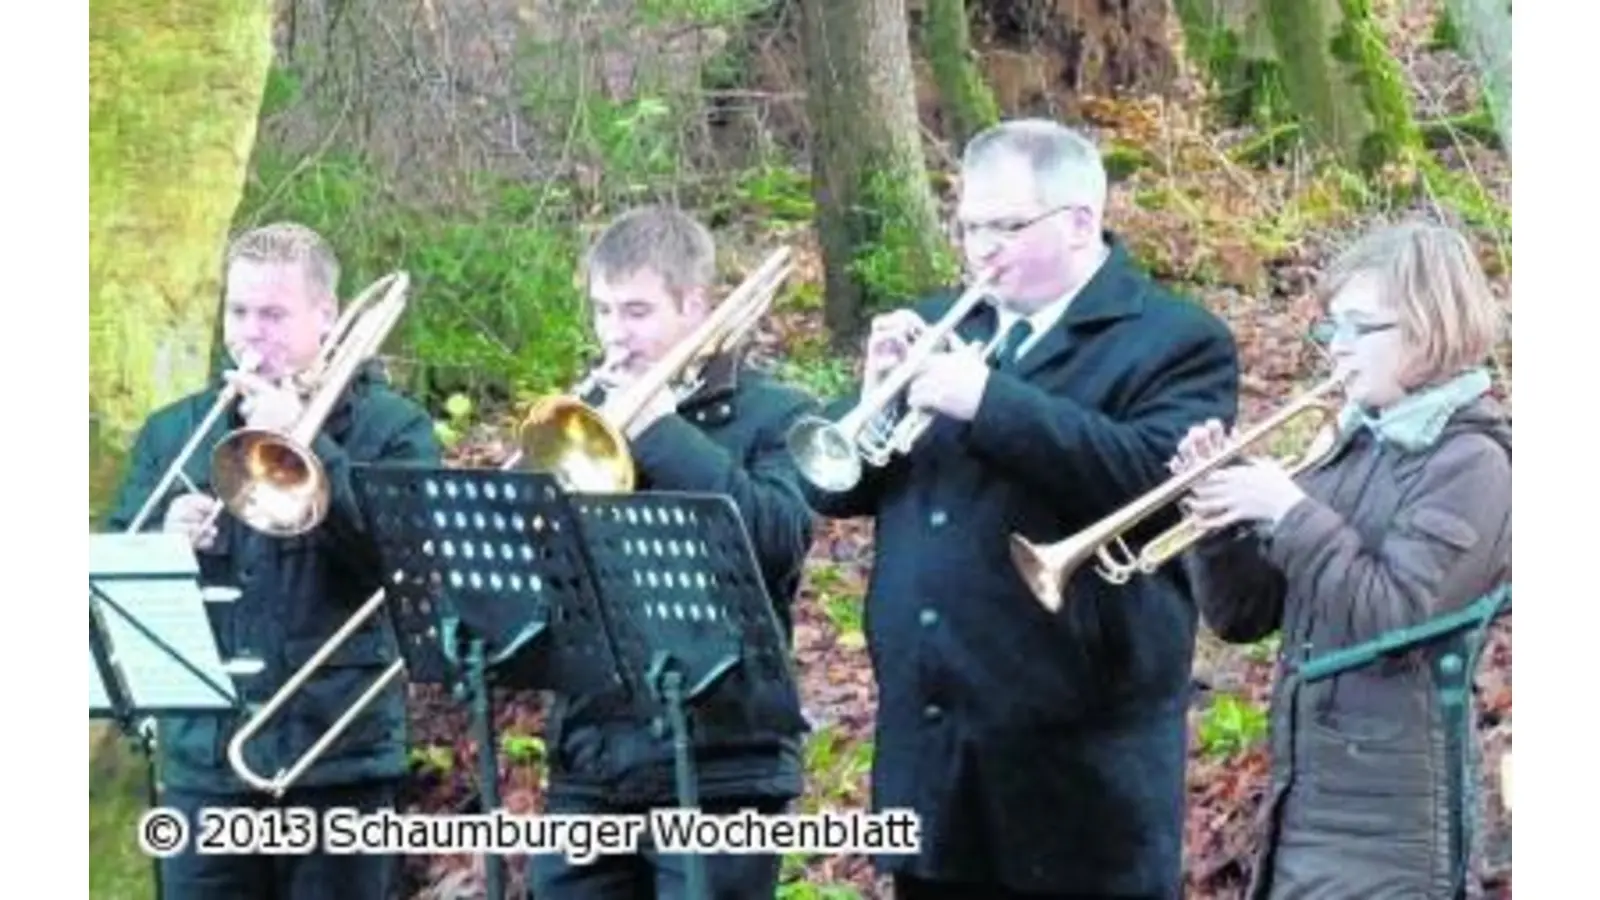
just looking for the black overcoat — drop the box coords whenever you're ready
[802,236,1241,896]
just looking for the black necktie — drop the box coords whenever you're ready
[996,319,1034,369]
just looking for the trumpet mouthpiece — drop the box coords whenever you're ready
[1009,534,1064,613]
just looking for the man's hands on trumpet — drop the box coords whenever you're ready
[1170,420,1308,530]
[865,310,991,423]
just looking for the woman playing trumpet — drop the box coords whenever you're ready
[1172,221,1511,899]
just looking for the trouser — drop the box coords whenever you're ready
[526,794,788,900]
[158,779,400,900]
[894,875,1168,900]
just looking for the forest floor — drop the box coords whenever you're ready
[401,4,1513,899]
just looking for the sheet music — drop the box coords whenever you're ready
[90,532,199,578]
[89,534,237,710]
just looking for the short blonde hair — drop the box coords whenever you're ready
[584,206,716,305]
[225,222,341,304]
[1321,221,1503,384]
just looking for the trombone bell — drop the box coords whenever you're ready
[210,427,331,538]
[514,395,636,494]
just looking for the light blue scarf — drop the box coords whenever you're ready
[1335,367,1493,451]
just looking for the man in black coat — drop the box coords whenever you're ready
[797,119,1241,899]
[525,205,819,900]
[104,223,441,899]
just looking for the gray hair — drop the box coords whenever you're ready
[961,119,1108,214]
[225,222,341,302]
[584,205,717,302]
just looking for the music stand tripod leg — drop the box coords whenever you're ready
[455,636,505,900]
[648,652,710,900]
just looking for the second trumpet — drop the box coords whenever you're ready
[1009,374,1348,612]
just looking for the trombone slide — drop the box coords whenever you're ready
[226,585,397,797]
[225,449,525,795]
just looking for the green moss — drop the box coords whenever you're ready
[846,168,961,311]
[1103,142,1158,181]
[89,0,274,510]
[1175,0,1291,126]
[924,0,999,142]
[1329,0,1424,172]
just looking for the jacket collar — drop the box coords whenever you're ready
[972,232,1148,376]
[1336,367,1494,452]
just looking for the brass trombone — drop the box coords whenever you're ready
[786,272,998,493]
[1009,373,1349,612]
[209,271,410,538]
[219,271,414,796]
[513,246,793,494]
[122,350,264,535]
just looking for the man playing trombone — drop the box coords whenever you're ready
[793,120,1240,898]
[524,205,820,900]
[104,222,440,900]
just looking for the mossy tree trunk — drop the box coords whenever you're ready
[89,3,273,892]
[89,0,275,525]
[800,0,957,349]
[1178,0,1423,173]
[1443,0,1512,159]
[924,0,999,145]
[1175,0,1286,125]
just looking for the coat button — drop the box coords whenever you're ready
[923,703,942,721]
[929,510,948,527]
[718,403,731,416]
[919,608,938,627]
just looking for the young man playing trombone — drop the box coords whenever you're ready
[104,223,440,900]
[524,205,820,900]
[793,119,1240,898]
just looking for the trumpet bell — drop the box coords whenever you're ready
[1008,532,1089,614]
[786,415,863,494]
[210,427,331,537]
[514,396,636,494]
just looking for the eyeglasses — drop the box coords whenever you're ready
[1309,317,1399,345]
[953,205,1075,242]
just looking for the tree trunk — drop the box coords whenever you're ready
[89,3,273,893]
[924,0,999,145]
[89,0,275,523]
[1175,0,1285,125]
[1443,0,1512,159]
[800,0,956,348]
[1179,0,1423,173]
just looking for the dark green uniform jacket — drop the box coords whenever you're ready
[103,361,441,794]
[543,353,819,806]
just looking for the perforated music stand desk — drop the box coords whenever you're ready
[351,466,807,900]
[354,465,627,900]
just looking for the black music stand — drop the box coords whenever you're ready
[1294,583,1512,900]
[350,466,807,900]
[90,532,254,899]
[549,489,807,900]
[351,466,629,900]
